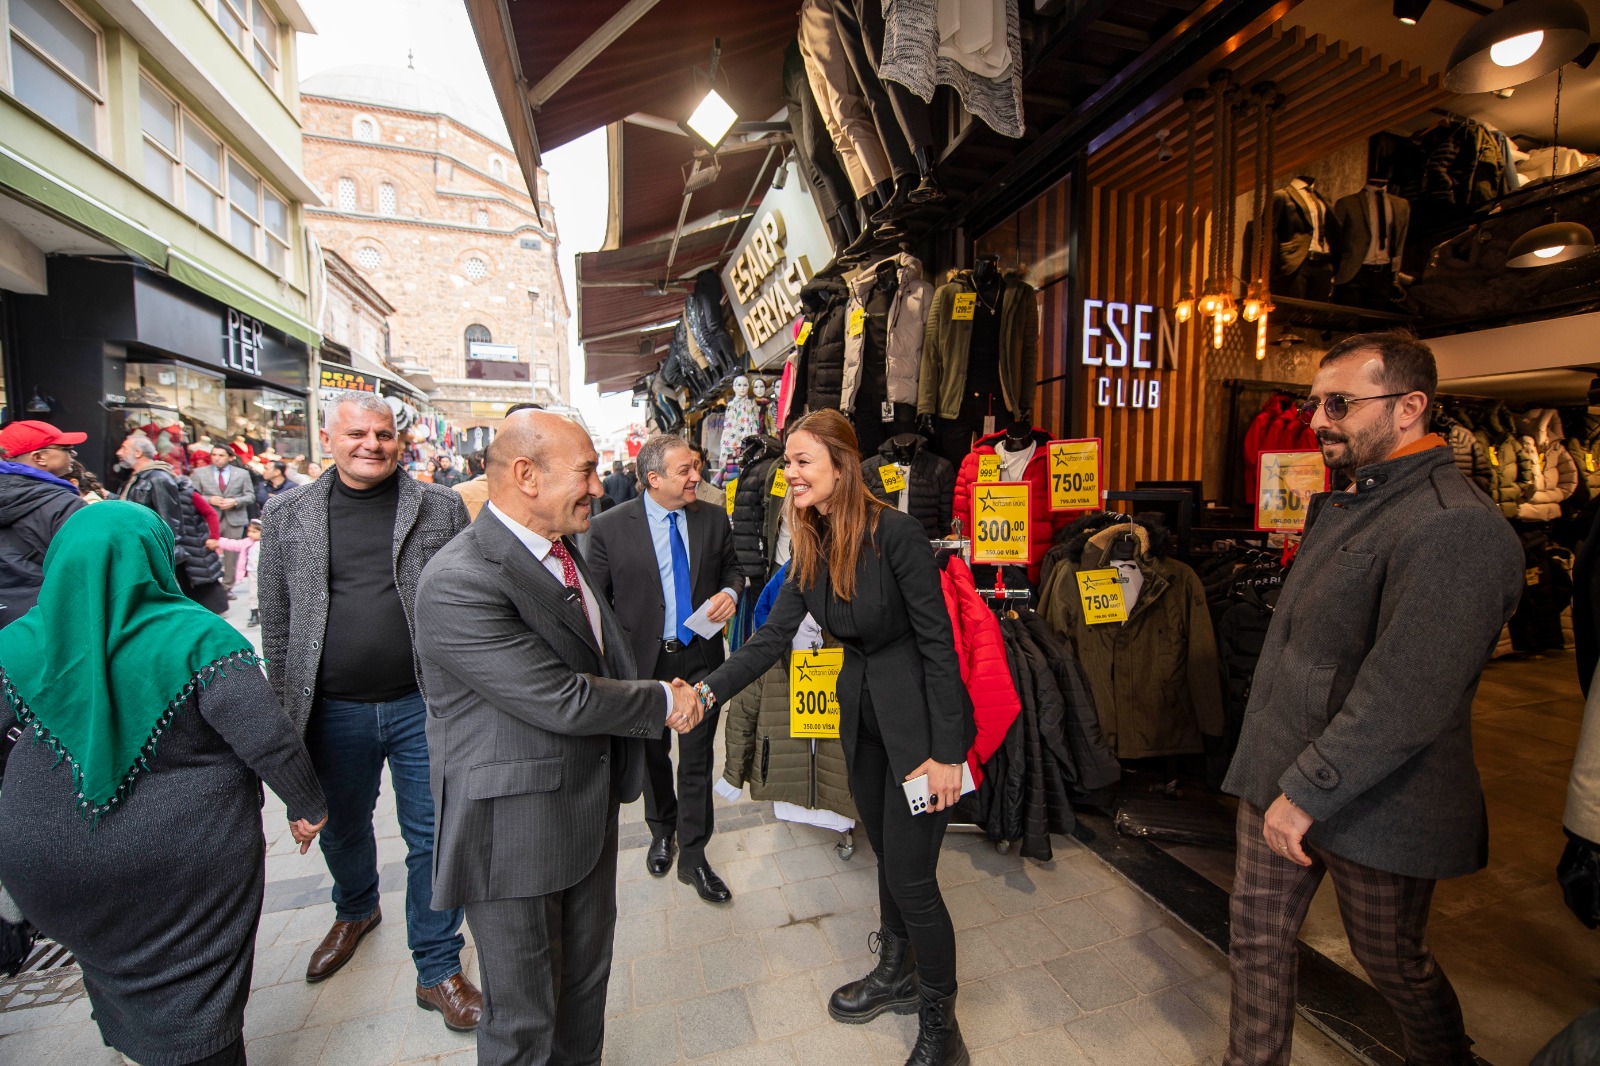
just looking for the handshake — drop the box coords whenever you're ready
[666,678,709,734]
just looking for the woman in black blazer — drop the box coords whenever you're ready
[694,410,974,1066]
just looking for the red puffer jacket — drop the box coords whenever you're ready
[1243,394,1317,502]
[952,428,1076,584]
[940,555,1021,786]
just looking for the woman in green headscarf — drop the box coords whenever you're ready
[0,502,327,1066]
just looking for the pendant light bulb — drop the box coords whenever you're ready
[1255,314,1269,362]
[1217,296,1238,327]
[1174,298,1194,324]
[1242,298,1263,323]
[1506,219,1597,267]
[1198,291,1221,317]
[1213,313,1226,351]
[1491,30,1545,67]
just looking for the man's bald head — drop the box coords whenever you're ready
[487,410,603,539]
[488,409,562,479]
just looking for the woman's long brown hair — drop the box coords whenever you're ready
[786,410,884,601]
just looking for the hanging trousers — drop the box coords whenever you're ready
[783,43,853,222]
[798,0,891,195]
[847,689,957,996]
[847,0,933,154]
[824,0,917,180]
[1224,802,1472,1066]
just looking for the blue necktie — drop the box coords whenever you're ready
[668,511,694,644]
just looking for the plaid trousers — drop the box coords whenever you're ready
[1224,801,1472,1066]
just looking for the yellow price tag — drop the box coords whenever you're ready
[725,478,738,515]
[770,467,789,497]
[1488,447,1500,467]
[848,307,865,337]
[1588,451,1596,473]
[971,482,1030,564]
[977,455,1002,483]
[1048,439,1100,511]
[790,647,843,738]
[951,292,977,321]
[1076,568,1128,625]
[796,321,813,345]
[878,464,906,495]
[1525,566,1542,587]
[1256,450,1328,532]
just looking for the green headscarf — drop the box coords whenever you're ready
[0,501,260,820]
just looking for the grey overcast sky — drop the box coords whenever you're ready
[297,0,638,438]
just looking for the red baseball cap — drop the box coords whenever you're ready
[0,420,87,457]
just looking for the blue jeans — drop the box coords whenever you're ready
[307,690,464,988]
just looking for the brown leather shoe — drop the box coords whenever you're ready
[416,973,482,1032]
[304,909,382,983]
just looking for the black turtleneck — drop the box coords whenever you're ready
[317,472,417,702]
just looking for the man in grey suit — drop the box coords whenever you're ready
[1221,333,1523,1066]
[414,411,703,1066]
[192,444,254,585]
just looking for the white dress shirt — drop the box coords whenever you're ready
[640,491,737,642]
[487,502,674,719]
[1362,184,1394,267]
[1289,179,1329,255]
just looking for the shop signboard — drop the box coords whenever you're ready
[468,341,519,363]
[789,647,843,739]
[722,158,832,370]
[1048,438,1101,510]
[129,266,307,391]
[1256,449,1329,532]
[1080,298,1177,411]
[971,482,1030,564]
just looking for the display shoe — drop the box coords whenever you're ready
[908,170,946,204]
[828,926,921,1023]
[838,224,880,264]
[904,989,969,1066]
[869,180,914,229]
[416,973,483,1032]
[305,909,381,982]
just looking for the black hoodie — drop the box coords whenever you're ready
[0,466,85,629]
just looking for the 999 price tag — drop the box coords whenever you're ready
[790,647,843,738]
[770,467,789,498]
[877,464,906,495]
[1256,450,1328,532]
[1076,568,1128,625]
[724,478,738,515]
[971,483,1030,564]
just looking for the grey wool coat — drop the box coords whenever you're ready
[256,469,469,733]
[1223,445,1524,880]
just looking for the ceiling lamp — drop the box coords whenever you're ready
[1394,0,1431,25]
[1173,89,1207,325]
[1507,66,1595,268]
[680,38,738,152]
[1444,0,1591,93]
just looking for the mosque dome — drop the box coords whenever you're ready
[301,64,509,147]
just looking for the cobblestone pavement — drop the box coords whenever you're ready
[0,594,1358,1065]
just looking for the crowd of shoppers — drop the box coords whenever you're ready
[2,332,1598,1066]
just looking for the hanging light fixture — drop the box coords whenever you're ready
[1197,70,1233,323]
[1507,65,1596,267]
[1444,0,1590,93]
[1171,89,1203,323]
[1394,0,1432,25]
[680,39,739,152]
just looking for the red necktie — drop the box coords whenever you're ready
[547,541,592,628]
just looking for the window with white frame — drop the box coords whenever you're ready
[182,116,224,231]
[355,245,380,271]
[489,157,505,181]
[337,177,356,211]
[354,116,376,141]
[139,74,179,202]
[208,0,280,87]
[378,183,396,217]
[7,0,105,150]
[464,256,487,281]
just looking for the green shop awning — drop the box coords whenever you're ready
[0,144,168,266]
[166,251,320,348]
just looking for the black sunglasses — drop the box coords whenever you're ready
[1296,393,1408,426]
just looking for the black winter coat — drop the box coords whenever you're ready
[685,269,740,382]
[793,277,850,413]
[730,437,785,583]
[123,464,224,588]
[861,434,955,539]
[0,468,85,629]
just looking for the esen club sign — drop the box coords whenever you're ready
[1080,299,1178,410]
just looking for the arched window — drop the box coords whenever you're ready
[464,323,491,357]
[337,177,356,211]
[354,116,377,141]
[378,182,396,216]
[489,157,506,181]
[475,208,489,227]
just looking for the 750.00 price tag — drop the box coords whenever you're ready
[1048,439,1100,511]
[1076,568,1128,625]
[1256,450,1328,532]
[790,647,843,739]
[971,483,1030,564]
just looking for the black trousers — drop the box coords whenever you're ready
[828,0,916,179]
[847,689,957,996]
[1333,264,1397,311]
[784,44,852,223]
[848,0,933,154]
[644,639,722,867]
[1277,255,1334,301]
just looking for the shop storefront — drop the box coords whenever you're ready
[8,256,312,481]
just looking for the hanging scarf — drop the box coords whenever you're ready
[0,501,260,821]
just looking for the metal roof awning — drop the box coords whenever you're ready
[577,213,747,391]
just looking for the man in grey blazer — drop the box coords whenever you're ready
[1221,333,1523,1066]
[414,411,703,1066]
[192,444,254,584]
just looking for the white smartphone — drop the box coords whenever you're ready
[902,763,977,816]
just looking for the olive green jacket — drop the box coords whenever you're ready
[917,270,1038,422]
[723,660,859,821]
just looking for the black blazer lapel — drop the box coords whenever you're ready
[475,510,602,660]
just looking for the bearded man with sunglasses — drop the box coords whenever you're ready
[1221,332,1523,1066]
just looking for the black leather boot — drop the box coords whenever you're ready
[828,927,920,1023]
[909,147,945,204]
[904,989,968,1066]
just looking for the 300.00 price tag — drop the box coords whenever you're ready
[790,647,843,739]
[971,483,1030,564]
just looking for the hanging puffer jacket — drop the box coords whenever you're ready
[1563,409,1600,511]
[938,555,1021,786]
[685,269,741,382]
[1475,403,1522,518]
[730,436,786,582]
[862,433,955,539]
[649,371,683,433]
[840,252,931,415]
[1438,416,1493,496]
[1243,394,1319,503]
[722,565,858,820]
[661,318,714,399]
[1515,408,1579,522]
[952,428,1076,585]
[793,277,850,413]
